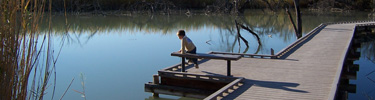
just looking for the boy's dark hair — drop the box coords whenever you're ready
[177,30,185,36]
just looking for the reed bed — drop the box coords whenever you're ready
[0,0,58,100]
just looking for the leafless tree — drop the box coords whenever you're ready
[286,0,302,39]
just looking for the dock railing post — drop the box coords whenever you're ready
[227,60,231,76]
[152,74,159,97]
[181,57,185,72]
[271,48,275,59]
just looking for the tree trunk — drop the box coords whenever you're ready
[294,0,302,38]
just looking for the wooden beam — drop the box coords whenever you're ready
[158,71,237,83]
[160,76,228,91]
[204,78,244,100]
[145,84,213,99]
[171,52,242,61]
[210,51,276,58]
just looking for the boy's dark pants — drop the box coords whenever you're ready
[186,47,198,64]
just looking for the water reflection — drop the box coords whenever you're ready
[43,10,370,54]
[362,38,375,63]
[348,34,375,100]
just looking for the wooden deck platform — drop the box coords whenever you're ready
[145,21,375,100]
[180,22,375,99]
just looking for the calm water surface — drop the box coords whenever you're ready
[41,10,374,100]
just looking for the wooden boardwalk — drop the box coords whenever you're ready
[179,22,374,99]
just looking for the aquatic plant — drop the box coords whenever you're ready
[0,0,58,99]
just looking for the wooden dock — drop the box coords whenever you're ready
[145,21,375,99]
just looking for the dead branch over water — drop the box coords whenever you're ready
[235,20,249,47]
[285,8,298,37]
[234,20,262,47]
[239,23,262,46]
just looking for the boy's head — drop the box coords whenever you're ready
[177,30,185,39]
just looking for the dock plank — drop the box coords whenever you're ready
[181,22,371,99]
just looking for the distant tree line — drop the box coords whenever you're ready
[307,0,374,11]
[47,0,375,13]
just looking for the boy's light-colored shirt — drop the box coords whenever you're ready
[181,36,196,54]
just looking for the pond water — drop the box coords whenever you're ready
[40,10,374,100]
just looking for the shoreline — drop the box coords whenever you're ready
[50,8,366,17]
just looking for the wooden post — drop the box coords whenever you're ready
[181,57,185,72]
[271,48,276,59]
[153,75,159,84]
[152,75,159,97]
[227,60,231,76]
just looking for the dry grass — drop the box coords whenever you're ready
[0,0,58,99]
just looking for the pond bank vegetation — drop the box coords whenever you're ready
[1,0,60,99]
[46,0,375,15]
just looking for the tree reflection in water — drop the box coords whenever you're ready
[362,38,375,63]
[41,10,370,55]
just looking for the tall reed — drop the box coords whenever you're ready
[0,0,56,100]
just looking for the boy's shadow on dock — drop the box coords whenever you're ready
[200,71,309,98]
[224,78,309,99]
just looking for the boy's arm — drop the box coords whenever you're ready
[181,38,186,54]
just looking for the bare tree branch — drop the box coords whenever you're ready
[285,7,298,38]
[238,24,262,46]
[235,20,249,47]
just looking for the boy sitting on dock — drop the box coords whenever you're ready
[177,30,199,68]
